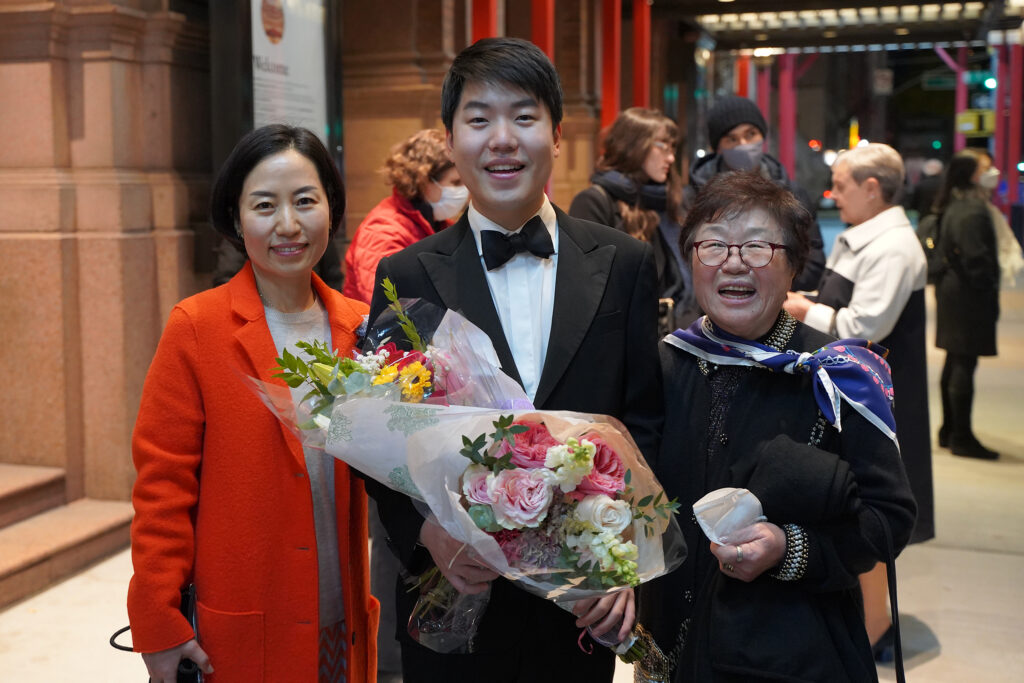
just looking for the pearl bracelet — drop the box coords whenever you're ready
[770,523,809,581]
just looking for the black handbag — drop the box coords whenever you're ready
[917,212,947,284]
[109,584,202,683]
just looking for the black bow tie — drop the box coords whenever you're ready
[480,216,555,271]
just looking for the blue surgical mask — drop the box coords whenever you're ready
[721,142,764,172]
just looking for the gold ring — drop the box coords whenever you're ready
[736,545,744,563]
[723,563,734,572]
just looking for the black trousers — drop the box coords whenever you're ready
[940,352,979,439]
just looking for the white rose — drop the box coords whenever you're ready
[574,494,632,535]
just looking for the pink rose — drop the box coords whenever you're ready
[570,435,626,501]
[490,468,553,529]
[497,420,560,469]
[461,464,494,506]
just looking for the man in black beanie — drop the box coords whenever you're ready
[686,94,825,290]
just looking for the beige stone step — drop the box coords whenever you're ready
[0,463,66,529]
[0,498,133,609]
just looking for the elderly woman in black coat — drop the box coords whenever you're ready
[932,149,1001,459]
[639,172,916,682]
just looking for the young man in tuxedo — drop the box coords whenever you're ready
[366,37,663,683]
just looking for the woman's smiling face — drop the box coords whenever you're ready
[691,208,795,340]
[238,148,330,288]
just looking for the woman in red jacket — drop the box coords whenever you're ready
[128,125,378,683]
[343,128,467,303]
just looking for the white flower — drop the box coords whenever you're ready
[573,494,632,535]
[543,438,595,492]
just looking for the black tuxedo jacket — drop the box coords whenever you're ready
[365,206,663,663]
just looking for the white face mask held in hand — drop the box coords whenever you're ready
[692,487,767,545]
[429,182,470,222]
[720,142,764,172]
[979,167,1000,191]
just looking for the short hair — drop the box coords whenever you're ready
[834,143,905,204]
[681,171,811,278]
[210,124,344,250]
[441,37,563,133]
[384,129,454,200]
[933,149,981,214]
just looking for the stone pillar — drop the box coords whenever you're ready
[341,0,460,236]
[0,2,209,501]
[551,0,600,207]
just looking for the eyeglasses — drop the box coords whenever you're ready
[692,239,789,268]
[651,140,674,152]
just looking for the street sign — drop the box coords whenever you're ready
[956,109,996,136]
[923,73,956,90]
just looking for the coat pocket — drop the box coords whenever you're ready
[196,600,265,682]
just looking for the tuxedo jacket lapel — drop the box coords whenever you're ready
[416,217,524,387]
[534,209,615,407]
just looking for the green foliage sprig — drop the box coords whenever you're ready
[272,340,365,415]
[381,277,426,353]
[622,469,681,538]
[458,415,529,475]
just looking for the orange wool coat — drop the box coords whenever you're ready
[128,263,378,683]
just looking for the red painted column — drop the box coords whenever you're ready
[601,0,622,129]
[996,43,1009,178]
[736,55,750,97]
[1009,42,1023,204]
[472,0,498,42]
[756,62,771,135]
[632,0,650,107]
[778,53,796,181]
[531,0,555,59]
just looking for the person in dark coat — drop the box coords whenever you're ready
[686,94,825,292]
[569,107,698,333]
[363,37,662,683]
[641,171,916,682]
[932,149,1001,459]
[905,158,944,217]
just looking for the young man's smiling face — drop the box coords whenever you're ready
[446,80,561,230]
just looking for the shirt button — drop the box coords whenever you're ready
[684,590,694,604]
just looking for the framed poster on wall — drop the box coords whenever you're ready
[250,0,328,142]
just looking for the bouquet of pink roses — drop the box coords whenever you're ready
[246,282,683,679]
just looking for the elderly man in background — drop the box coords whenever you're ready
[784,142,932,662]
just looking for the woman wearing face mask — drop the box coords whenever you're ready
[972,149,1024,287]
[569,107,697,332]
[343,129,467,304]
[931,149,1003,460]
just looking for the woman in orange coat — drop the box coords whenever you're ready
[128,125,378,683]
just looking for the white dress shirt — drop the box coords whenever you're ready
[467,198,559,403]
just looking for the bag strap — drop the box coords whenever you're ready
[868,506,907,683]
[109,624,133,652]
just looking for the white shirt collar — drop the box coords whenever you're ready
[838,205,911,252]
